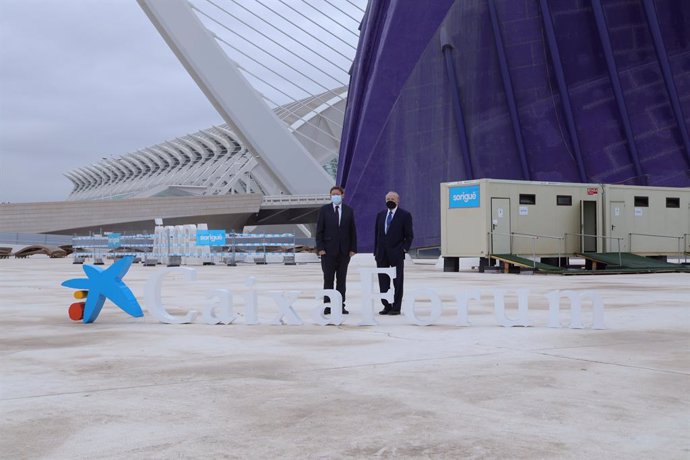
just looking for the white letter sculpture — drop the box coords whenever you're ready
[547,290,606,329]
[358,267,396,326]
[403,288,443,326]
[203,289,237,325]
[243,277,259,325]
[313,289,343,326]
[453,289,482,326]
[268,291,303,325]
[493,288,531,327]
[144,267,198,324]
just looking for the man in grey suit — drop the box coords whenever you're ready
[315,186,357,314]
[374,191,414,315]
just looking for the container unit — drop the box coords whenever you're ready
[441,179,690,268]
[441,179,603,261]
[602,185,690,255]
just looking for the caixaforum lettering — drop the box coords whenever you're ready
[144,267,605,329]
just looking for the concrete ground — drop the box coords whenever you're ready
[1,255,688,459]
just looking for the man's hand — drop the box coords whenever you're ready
[318,250,326,256]
[349,251,356,258]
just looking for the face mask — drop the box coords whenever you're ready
[331,195,343,205]
[386,200,397,209]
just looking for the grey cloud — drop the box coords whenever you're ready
[0,0,221,203]
[0,0,364,203]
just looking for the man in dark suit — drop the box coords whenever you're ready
[316,185,357,315]
[374,191,414,315]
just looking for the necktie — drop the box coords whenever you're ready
[385,210,393,234]
[335,205,340,226]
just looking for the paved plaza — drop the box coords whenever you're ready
[1,256,688,459]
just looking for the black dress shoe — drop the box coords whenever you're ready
[379,309,390,315]
[324,306,331,315]
[342,308,349,315]
[388,310,401,316]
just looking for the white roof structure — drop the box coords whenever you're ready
[65,86,347,201]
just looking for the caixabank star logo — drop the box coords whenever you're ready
[62,256,143,323]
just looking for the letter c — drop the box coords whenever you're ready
[144,267,199,324]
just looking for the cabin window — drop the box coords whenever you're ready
[634,196,649,207]
[519,194,536,205]
[556,195,572,206]
[666,197,680,208]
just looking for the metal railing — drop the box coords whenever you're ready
[72,233,154,264]
[564,232,624,266]
[487,231,565,268]
[261,194,330,208]
[629,232,686,263]
[72,232,297,265]
[486,230,688,270]
[225,232,297,266]
[489,231,624,268]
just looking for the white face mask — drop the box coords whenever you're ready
[331,195,343,205]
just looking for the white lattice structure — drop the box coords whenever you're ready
[65,87,347,201]
[65,0,366,201]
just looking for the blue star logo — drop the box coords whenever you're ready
[62,256,143,323]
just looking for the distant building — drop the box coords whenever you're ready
[65,88,345,201]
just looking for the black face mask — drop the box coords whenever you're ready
[386,200,397,209]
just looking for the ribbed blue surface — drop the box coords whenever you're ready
[338,0,690,250]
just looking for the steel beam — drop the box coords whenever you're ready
[488,0,531,180]
[539,0,589,182]
[591,0,646,185]
[441,40,474,179]
[641,0,690,169]
[137,0,334,194]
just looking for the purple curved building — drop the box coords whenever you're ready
[338,0,690,250]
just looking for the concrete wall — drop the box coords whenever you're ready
[0,195,263,235]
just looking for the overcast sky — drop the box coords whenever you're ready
[0,0,223,203]
[0,0,366,203]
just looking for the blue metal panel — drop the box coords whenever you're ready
[487,0,531,180]
[642,0,690,168]
[591,0,646,185]
[338,0,690,251]
[442,43,474,179]
[539,0,588,183]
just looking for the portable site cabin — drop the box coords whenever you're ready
[441,179,603,260]
[603,184,690,255]
[440,179,689,269]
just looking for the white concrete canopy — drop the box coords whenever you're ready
[138,0,333,195]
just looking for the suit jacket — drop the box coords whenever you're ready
[374,207,414,263]
[315,203,357,256]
